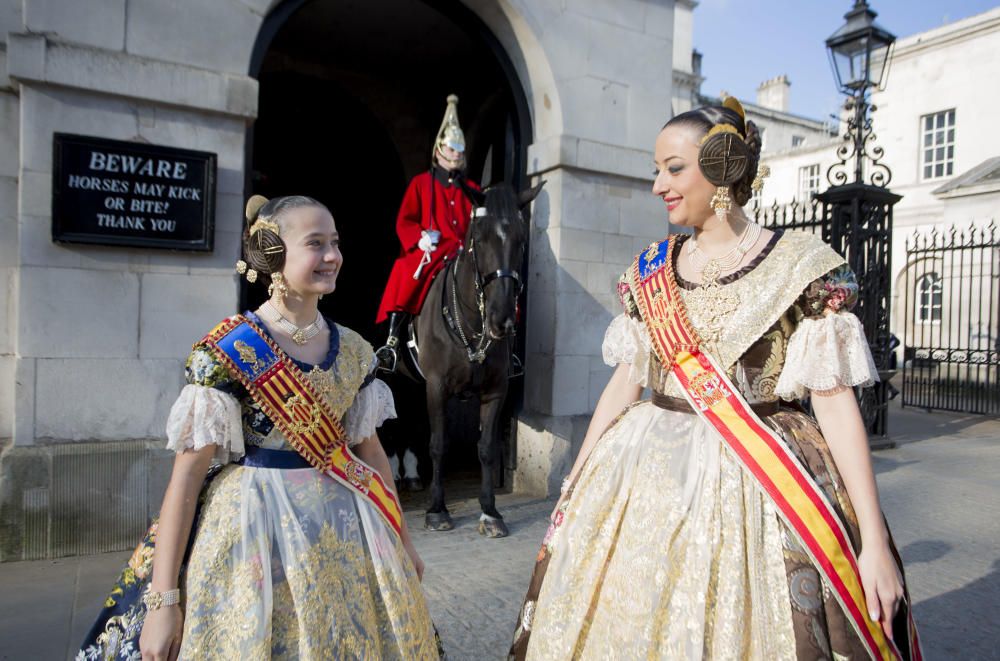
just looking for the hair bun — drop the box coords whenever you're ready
[698,132,752,186]
[730,120,763,206]
[245,195,269,222]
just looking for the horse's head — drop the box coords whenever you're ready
[466,181,545,340]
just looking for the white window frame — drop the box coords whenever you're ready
[791,135,805,148]
[916,272,943,324]
[920,109,955,181]
[798,163,821,201]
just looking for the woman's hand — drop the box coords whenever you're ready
[858,541,904,641]
[403,540,425,581]
[139,605,183,661]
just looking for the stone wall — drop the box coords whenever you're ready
[0,0,272,560]
[470,1,674,496]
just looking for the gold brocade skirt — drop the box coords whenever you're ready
[511,400,908,661]
[177,464,438,660]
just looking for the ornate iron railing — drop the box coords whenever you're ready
[902,221,999,415]
[752,198,825,236]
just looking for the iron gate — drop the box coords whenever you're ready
[902,222,999,415]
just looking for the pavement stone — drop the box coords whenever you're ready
[1,403,998,660]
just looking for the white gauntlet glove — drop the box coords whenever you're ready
[417,230,441,253]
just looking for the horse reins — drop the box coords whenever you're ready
[445,208,523,364]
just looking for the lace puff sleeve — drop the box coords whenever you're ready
[602,314,651,388]
[342,359,397,446]
[776,266,879,400]
[165,347,245,464]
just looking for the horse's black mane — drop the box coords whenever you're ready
[483,183,520,222]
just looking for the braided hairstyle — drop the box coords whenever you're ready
[242,195,329,286]
[664,104,763,206]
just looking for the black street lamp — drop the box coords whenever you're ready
[817,0,901,444]
[825,0,896,187]
[826,0,895,94]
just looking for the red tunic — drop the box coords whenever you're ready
[376,169,480,323]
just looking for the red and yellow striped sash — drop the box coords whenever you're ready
[629,236,919,661]
[201,316,403,537]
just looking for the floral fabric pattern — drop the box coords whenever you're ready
[800,264,859,318]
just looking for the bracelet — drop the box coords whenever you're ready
[143,588,181,611]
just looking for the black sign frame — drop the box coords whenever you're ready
[52,133,217,251]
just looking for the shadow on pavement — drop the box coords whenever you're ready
[912,558,1000,660]
[888,401,1000,446]
[899,539,952,564]
[871,453,921,475]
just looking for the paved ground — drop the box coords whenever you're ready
[1,403,998,660]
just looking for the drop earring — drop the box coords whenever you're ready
[268,272,289,300]
[710,186,732,221]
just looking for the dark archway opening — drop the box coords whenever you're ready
[244,0,532,499]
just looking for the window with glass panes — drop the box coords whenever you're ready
[921,110,955,180]
[798,164,820,200]
[917,272,942,323]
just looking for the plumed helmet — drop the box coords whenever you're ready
[433,94,466,166]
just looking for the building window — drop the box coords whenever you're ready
[798,164,821,200]
[917,272,942,323]
[791,135,805,148]
[921,110,955,180]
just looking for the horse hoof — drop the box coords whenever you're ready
[402,477,424,492]
[478,515,509,538]
[425,511,454,531]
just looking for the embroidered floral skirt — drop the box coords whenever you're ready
[510,401,916,660]
[78,464,439,660]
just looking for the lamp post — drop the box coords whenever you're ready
[817,0,901,444]
[825,0,896,187]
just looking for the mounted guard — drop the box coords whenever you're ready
[375,94,482,373]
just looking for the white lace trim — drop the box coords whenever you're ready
[342,378,397,446]
[776,311,879,400]
[165,384,245,464]
[602,314,651,388]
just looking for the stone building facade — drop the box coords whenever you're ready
[0,0,678,560]
[757,7,1000,345]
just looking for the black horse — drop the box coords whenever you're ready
[401,181,544,538]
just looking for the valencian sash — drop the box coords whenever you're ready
[629,236,921,661]
[199,315,403,538]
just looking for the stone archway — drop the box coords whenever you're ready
[244,0,536,489]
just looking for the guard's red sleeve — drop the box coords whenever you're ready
[395,177,425,252]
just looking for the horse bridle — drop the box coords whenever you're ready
[447,207,524,364]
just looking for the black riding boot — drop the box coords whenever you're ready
[376,311,409,373]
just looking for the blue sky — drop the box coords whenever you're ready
[692,0,1000,121]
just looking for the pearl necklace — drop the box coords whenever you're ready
[686,221,762,283]
[259,301,324,346]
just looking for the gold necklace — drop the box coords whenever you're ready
[686,221,761,279]
[259,301,323,346]
[683,226,760,351]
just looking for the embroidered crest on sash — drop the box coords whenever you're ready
[687,369,730,410]
[281,392,323,435]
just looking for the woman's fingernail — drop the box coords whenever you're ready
[869,610,879,621]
